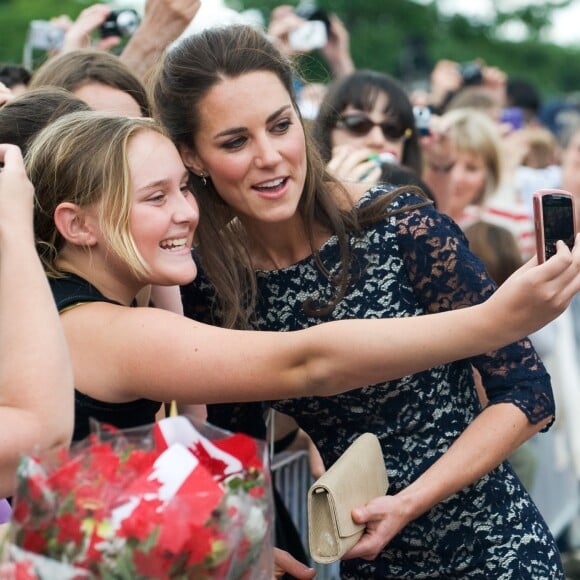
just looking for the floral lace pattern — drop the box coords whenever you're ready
[182,185,563,578]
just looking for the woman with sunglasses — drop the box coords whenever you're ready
[312,69,423,185]
[152,25,572,578]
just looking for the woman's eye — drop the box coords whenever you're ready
[180,184,192,195]
[149,193,166,203]
[273,119,292,133]
[222,136,247,150]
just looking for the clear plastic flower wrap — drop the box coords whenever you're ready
[1,416,274,579]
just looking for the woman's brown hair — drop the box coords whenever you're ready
[30,49,151,117]
[151,25,428,328]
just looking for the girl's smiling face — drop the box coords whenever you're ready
[128,129,199,286]
[181,71,308,227]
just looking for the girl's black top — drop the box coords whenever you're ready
[50,273,161,442]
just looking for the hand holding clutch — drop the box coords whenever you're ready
[307,433,389,564]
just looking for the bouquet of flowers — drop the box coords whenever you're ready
[2,416,274,579]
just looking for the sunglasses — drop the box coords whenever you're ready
[335,114,412,141]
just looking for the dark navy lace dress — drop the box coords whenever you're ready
[182,186,563,579]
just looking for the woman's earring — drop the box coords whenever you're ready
[199,173,208,187]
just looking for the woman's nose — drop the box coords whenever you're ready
[365,125,387,149]
[254,136,283,168]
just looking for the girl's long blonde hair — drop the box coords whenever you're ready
[26,111,165,278]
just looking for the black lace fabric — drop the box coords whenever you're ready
[396,199,553,427]
[181,185,563,578]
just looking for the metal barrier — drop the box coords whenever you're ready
[272,450,340,580]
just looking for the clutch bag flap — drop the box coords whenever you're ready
[307,433,388,563]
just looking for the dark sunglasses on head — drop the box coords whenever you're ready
[335,114,412,141]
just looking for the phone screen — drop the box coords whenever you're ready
[542,193,575,259]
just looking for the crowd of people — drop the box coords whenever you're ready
[1,1,580,578]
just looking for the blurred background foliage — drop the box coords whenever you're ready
[1,0,580,99]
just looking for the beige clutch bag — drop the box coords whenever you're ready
[307,433,389,564]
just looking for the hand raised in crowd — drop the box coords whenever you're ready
[267,6,354,77]
[480,62,507,110]
[429,58,507,112]
[319,13,355,77]
[429,59,464,110]
[120,0,201,80]
[58,3,121,54]
[0,144,35,230]
[266,4,310,57]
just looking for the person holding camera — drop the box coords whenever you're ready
[24,3,124,66]
[267,3,354,77]
[267,3,354,121]
[427,57,507,116]
[311,69,432,196]
[24,0,201,82]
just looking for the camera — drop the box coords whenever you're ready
[458,61,483,86]
[25,20,65,51]
[99,9,140,38]
[294,2,331,34]
[289,1,330,52]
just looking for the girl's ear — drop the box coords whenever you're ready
[53,202,99,247]
[179,145,205,176]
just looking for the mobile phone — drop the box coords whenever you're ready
[413,106,431,137]
[533,189,577,263]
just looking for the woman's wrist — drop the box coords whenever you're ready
[393,483,431,523]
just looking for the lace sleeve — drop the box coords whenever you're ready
[393,193,555,428]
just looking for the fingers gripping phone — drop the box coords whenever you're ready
[533,189,577,263]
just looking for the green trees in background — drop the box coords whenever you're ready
[2,0,580,100]
[240,0,580,99]
[0,0,82,63]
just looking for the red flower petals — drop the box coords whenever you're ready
[8,417,272,578]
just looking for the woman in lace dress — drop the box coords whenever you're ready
[152,25,572,578]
